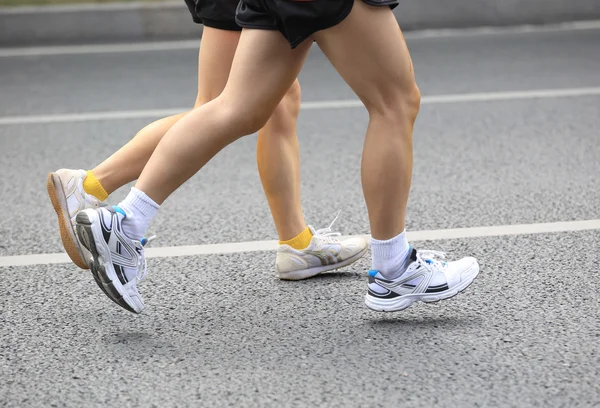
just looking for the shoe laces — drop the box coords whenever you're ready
[135,235,156,282]
[417,249,447,269]
[314,210,342,243]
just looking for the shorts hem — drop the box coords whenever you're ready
[237,0,394,48]
[288,1,354,48]
[235,23,280,32]
[202,18,242,31]
[362,0,399,8]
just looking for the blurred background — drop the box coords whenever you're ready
[1,0,600,45]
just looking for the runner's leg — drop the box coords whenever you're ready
[312,1,420,241]
[132,31,312,206]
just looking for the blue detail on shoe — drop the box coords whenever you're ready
[426,259,434,265]
[113,206,126,217]
[141,238,147,246]
[368,270,379,277]
[404,245,412,261]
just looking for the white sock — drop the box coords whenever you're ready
[117,187,160,241]
[371,230,411,279]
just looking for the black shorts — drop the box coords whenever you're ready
[184,0,242,31]
[235,0,399,49]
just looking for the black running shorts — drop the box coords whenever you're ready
[184,0,242,31]
[235,0,399,48]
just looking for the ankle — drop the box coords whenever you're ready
[82,170,109,201]
[371,230,410,279]
[279,226,312,250]
[118,188,160,241]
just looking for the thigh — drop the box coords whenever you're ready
[237,0,353,49]
[195,26,241,106]
[219,28,312,120]
[312,0,417,109]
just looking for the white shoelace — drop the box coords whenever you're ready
[417,249,447,269]
[135,235,156,282]
[314,210,342,243]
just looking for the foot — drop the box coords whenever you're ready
[276,224,368,281]
[365,247,480,312]
[76,206,152,314]
[46,169,104,269]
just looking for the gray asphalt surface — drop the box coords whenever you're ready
[1,27,600,407]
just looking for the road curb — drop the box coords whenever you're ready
[1,0,600,46]
[0,1,202,46]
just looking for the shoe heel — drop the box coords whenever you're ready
[75,211,97,257]
[76,210,93,226]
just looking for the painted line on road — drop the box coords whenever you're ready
[0,40,201,58]
[0,108,185,126]
[0,1,186,14]
[1,20,599,58]
[1,87,599,126]
[403,19,600,39]
[1,219,599,268]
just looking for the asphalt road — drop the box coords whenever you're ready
[1,26,599,407]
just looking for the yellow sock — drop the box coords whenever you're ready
[82,170,108,201]
[279,227,313,250]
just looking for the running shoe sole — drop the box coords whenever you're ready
[75,210,143,314]
[277,246,369,281]
[364,264,480,312]
[46,172,89,270]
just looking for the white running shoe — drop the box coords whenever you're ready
[365,247,480,312]
[276,216,368,280]
[76,206,152,314]
[46,169,105,269]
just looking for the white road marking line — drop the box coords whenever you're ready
[1,87,599,126]
[422,87,600,103]
[1,20,599,58]
[0,109,184,125]
[0,1,185,14]
[1,219,599,268]
[301,87,600,110]
[0,40,201,58]
[403,19,600,39]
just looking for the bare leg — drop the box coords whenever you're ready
[91,113,186,195]
[88,4,478,315]
[313,1,421,240]
[90,27,307,240]
[198,28,308,241]
[134,30,312,204]
[257,79,306,241]
[307,2,481,312]
[89,28,238,194]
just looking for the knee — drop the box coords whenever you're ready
[220,99,273,137]
[367,82,421,125]
[406,84,421,120]
[280,80,302,116]
[194,94,212,109]
[193,97,205,109]
[194,87,222,109]
[209,81,302,139]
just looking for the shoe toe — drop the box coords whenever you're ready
[128,293,145,313]
[458,257,479,282]
[124,283,145,312]
[443,257,479,287]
